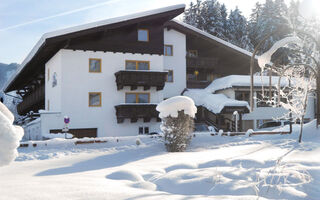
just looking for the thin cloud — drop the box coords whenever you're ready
[0,0,121,32]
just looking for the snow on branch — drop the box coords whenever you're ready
[258,36,302,70]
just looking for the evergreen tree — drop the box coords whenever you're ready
[249,2,263,48]
[220,3,229,40]
[250,0,290,53]
[183,0,203,30]
[227,7,253,50]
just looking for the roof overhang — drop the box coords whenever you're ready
[165,20,258,60]
[5,4,185,93]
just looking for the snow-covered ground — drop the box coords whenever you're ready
[1,122,320,199]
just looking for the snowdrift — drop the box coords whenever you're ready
[0,102,24,167]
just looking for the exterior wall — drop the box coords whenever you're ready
[45,51,62,112]
[163,28,186,98]
[42,49,165,137]
[23,119,41,141]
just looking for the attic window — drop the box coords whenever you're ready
[138,29,149,42]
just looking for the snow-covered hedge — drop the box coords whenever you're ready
[0,102,24,167]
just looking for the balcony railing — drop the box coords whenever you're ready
[187,80,211,89]
[115,70,168,91]
[114,103,160,123]
[17,84,45,115]
[186,56,218,69]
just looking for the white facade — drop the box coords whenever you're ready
[40,29,187,137]
[163,28,186,99]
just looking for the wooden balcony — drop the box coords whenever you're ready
[115,70,168,91]
[186,56,218,69]
[115,103,161,123]
[187,80,211,89]
[17,84,45,115]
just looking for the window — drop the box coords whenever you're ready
[89,92,102,107]
[164,45,173,56]
[139,127,143,135]
[144,127,149,134]
[138,29,149,42]
[125,93,150,103]
[89,58,101,73]
[188,50,198,57]
[166,70,173,82]
[235,91,250,102]
[125,60,150,70]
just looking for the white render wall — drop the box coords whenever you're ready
[163,28,186,98]
[45,51,62,112]
[43,49,167,137]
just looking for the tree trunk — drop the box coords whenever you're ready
[298,115,304,143]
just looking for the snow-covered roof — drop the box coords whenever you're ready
[171,19,255,58]
[206,75,290,93]
[184,89,249,114]
[4,4,185,92]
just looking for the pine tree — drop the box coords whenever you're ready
[220,3,229,40]
[249,2,263,48]
[183,0,203,30]
[227,7,253,50]
[249,0,290,53]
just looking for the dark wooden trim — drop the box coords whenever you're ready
[115,104,160,123]
[50,128,97,138]
[115,70,168,91]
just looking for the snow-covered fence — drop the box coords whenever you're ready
[19,137,108,148]
[209,130,291,137]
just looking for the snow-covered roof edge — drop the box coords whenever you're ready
[4,4,185,92]
[171,19,255,58]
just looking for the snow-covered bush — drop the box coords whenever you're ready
[156,96,197,152]
[0,102,24,167]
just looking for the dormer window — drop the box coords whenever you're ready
[138,29,149,42]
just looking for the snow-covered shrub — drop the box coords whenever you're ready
[136,139,141,146]
[0,102,24,167]
[156,96,197,152]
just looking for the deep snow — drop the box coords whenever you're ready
[0,122,320,199]
[0,102,23,167]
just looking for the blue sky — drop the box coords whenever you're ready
[0,0,274,64]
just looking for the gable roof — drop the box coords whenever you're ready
[4,4,185,92]
[165,19,256,59]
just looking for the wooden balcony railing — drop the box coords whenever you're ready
[187,80,211,89]
[115,70,168,91]
[115,103,160,123]
[186,56,218,69]
[17,84,45,115]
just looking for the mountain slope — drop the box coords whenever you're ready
[0,62,19,90]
